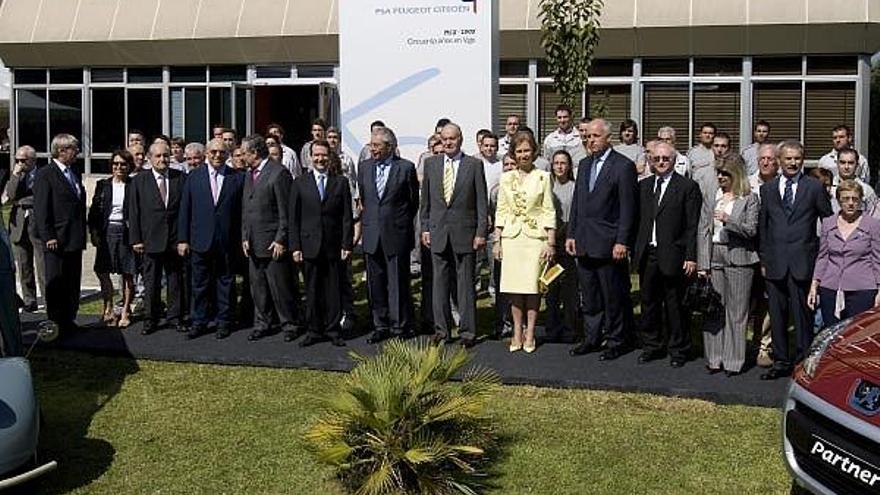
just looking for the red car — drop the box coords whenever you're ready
[783,309,880,494]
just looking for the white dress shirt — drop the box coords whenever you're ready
[778,173,802,202]
[650,172,672,246]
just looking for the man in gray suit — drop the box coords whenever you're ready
[3,145,43,311]
[420,123,488,347]
[241,134,300,341]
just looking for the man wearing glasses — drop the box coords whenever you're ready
[4,145,44,312]
[33,134,87,333]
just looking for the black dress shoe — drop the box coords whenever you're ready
[283,330,301,342]
[670,358,686,368]
[599,346,629,361]
[248,329,268,341]
[141,324,156,336]
[332,336,347,347]
[21,303,38,313]
[299,334,324,348]
[705,365,722,375]
[460,337,476,349]
[429,332,449,346]
[638,349,667,364]
[569,342,602,356]
[760,368,792,381]
[175,323,190,334]
[187,326,205,340]
[725,370,741,377]
[215,327,231,340]
[367,332,387,344]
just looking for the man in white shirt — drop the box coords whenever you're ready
[169,137,189,173]
[657,126,690,177]
[741,120,771,176]
[749,143,780,196]
[300,118,327,171]
[542,104,582,161]
[686,122,716,176]
[831,148,877,212]
[817,124,870,184]
[476,132,502,293]
[184,142,205,173]
[496,114,520,159]
[266,123,302,178]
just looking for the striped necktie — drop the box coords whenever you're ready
[443,157,455,205]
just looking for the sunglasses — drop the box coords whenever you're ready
[112,161,128,166]
[654,156,673,163]
[716,171,732,177]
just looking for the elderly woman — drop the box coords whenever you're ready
[493,132,556,353]
[88,149,136,327]
[808,180,880,326]
[544,150,578,341]
[697,155,759,376]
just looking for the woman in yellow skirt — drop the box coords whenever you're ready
[493,132,556,353]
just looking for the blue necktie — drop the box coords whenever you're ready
[783,178,794,216]
[64,168,79,197]
[588,155,600,192]
[376,162,388,199]
[318,174,326,201]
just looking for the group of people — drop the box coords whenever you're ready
[5,107,877,379]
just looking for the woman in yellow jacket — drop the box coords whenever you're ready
[493,132,557,353]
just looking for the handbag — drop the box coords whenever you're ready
[538,262,565,294]
[683,276,723,316]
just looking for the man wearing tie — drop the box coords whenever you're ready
[290,140,353,347]
[241,134,300,341]
[129,141,188,335]
[33,134,87,332]
[4,145,43,312]
[177,138,245,340]
[758,141,832,380]
[358,127,420,343]
[566,119,639,361]
[420,123,488,347]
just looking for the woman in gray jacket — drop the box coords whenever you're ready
[697,155,759,376]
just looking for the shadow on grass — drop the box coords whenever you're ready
[478,430,517,494]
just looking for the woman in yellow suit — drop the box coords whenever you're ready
[493,132,557,353]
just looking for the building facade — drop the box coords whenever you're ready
[0,0,876,174]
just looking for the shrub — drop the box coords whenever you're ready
[306,339,501,495]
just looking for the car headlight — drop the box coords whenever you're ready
[802,317,854,379]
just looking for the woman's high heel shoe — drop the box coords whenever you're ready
[523,340,537,353]
[102,308,116,326]
[117,314,131,328]
[509,339,523,352]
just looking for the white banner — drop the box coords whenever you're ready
[339,0,498,163]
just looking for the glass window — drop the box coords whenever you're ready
[804,82,855,159]
[807,56,858,76]
[170,66,206,83]
[91,68,124,83]
[16,89,47,152]
[49,90,82,142]
[256,65,291,78]
[642,59,689,76]
[496,85,527,136]
[589,59,632,77]
[209,65,246,82]
[586,85,631,144]
[128,67,162,83]
[209,87,232,132]
[91,88,125,152]
[14,69,46,85]
[500,60,528,77]
[185,88,207,143]
[753,57,802,76]
[49,69,82,84]
[297,65,334,78]
[642,84,689,146]
[127,88,163,142]
[90,157,110,175]
[538,85,582,144]
[752,82,802,143]
[694,58,742,76]
[693,83,741,150]
[235,87,248,135]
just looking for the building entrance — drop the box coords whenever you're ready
[254,85,320,153]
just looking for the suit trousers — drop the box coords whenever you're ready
[365,240,413,336]
[13,232,44,306]
[143,250,185,327]
[235,253,253,326]
[545,251,579,340]
[638,247,691,360]
[817,286,877,327]
[431,242,477,340]
[248,256,298,332]
[190,245,236,328]
[576,255,633,350]
[493,259,512,334]
[703,245,754,373]
[420,243,434,332]
[767,270,813,370]
[43,248,81,326]
[339,258,355,316]
[303,256,341,337]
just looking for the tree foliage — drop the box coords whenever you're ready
[306,339,500,495]
[538,0,603,107]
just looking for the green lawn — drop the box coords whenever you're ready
[28,350,791,495]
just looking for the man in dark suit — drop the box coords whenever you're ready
[566,118,639,361]
[290,140,353,347]
[4,145,43,312]
[129,141,188,335]
[633,142,701,367]
[758,140,833,380]
[33,134,87,332]
[358,127,420,343]
[241,134,300,341]
[420,123,487,347]
[177,138,244,340]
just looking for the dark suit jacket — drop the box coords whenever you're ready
[289,171,353,259]
[33,161,87,252]
[759,174,833,281]
[178,164,244,254]
[87,177,130,244]
[128,168,186,254]
[242,160,292,259]
[419,153,488,254]
[634,173,702,277]
[568,148,639,258]
[357,156,420,256]
[5,168,38,243]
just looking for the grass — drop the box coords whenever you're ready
[27,350,791,495]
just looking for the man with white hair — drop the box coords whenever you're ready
[184,142,205,172]
[5,145,44,312]
[657,126,690,177]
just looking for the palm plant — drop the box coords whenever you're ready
[306,339,501,495]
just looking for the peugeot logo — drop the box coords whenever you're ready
[850,379,880,417]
